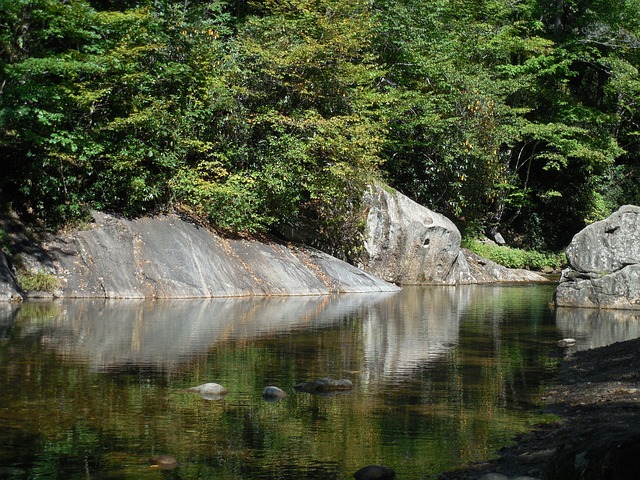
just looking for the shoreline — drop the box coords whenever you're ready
[437,336,640,479]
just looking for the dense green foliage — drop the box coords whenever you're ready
[1,0,639,252]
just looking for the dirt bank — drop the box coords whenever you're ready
[438,336,640,479]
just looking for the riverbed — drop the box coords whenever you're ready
[1,285,639,479]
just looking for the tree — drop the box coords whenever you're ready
[172,0,386,257]
[374,0,633,249]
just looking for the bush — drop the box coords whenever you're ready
[17,269,59,293]
[462,238,566,271]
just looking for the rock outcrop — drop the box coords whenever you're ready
[360,185,465,284]
[0,185,550,302]
[0,252,20,302]
[555,205,640,310]
[360,185,547,285]
[41,212,398,299]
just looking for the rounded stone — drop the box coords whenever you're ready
[352,464,395,480]
[262,385,287,401]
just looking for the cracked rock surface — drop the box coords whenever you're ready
[555,205,640,310]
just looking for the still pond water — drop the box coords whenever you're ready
[2,284,640,480]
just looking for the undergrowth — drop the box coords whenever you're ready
[17,269,59,292]
[462,238,566,271]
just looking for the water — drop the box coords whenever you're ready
[1,284,639,479]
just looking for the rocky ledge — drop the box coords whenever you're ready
[19,211,399,299]
[1,185,548,302]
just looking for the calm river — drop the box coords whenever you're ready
[2,284,640,479]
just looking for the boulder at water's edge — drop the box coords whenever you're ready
[359,184,548,285]
[555,205,640,309]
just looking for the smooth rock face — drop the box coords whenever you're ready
[0,186,549,302]
[43,212,399,299]
[361,185,463,285]
[555,205,640,309]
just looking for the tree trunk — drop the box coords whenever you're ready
[554,0,565,38]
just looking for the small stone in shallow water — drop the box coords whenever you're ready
[262,386,287,401]
[352,464,395,480]
[478,474,508,480]
[557,338,576,347]
[184,382,228,400]
[150,455,179,470]
[478,473,509,480]
[294,377,353,394]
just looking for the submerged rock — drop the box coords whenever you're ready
[294,377,353,394]
[262,386,287,401]
[353,464,395,480]
[184,382,228,400]
[150,455,179,471]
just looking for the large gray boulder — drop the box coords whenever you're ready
[360,185,464,284]
[359,185,547,285]
[43,211,398,299]
[555,205,640,309]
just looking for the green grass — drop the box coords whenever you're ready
[462,238,566,271]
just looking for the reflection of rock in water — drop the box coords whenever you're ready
[16,293,397,370]
[184,382,228,400]
[555,307,640,352]
[360,286,469,384]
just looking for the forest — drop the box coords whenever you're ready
[1,0,639,258]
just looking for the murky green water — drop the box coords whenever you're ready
[1,284,639,479]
